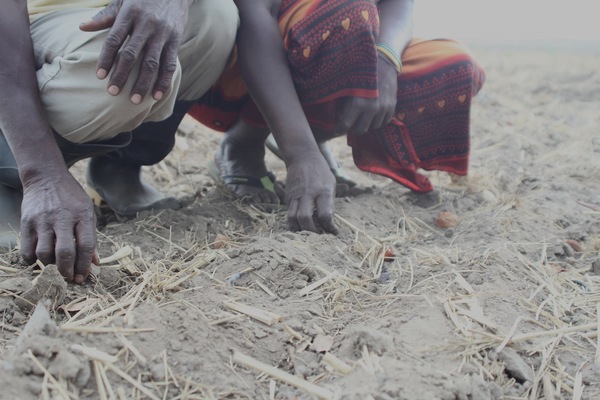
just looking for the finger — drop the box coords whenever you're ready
[20,218,38,265]
[96,16,132,81]
[316,195,339,234]
[79,4,119,32]
[287,199,301,232]
[130,41,164,104]
[382,109,394,127]
[74,221,97,284]
[297,197,318,233]
[153,40,180,101]
[370,111,387,131]
[352,112,375,136]
[54,228,76,282]
[106,32,146,96]
[336,99,360,135]
[35,227,56,266]
[92,249,100,266]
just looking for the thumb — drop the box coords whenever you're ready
[79,2,120,32]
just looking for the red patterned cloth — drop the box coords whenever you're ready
[188,0,486,192]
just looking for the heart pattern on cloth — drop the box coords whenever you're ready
[322,30,330,40]
[303,46,311,58]
[397,112,406,121]
[437,100,446,108]
[418,106,425,113]
[361,10,369,21]
[458,94,467,103]
[342,18,350,30]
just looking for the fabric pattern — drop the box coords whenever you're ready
[188,0,485,192]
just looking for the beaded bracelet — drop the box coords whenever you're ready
[376,42,402,73]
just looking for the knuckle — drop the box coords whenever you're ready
[104,33,124,50]
[56,247,75,262]
[142,57,160,71]
[162,60,178,74]
[119,47,139,64]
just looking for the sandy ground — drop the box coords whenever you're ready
[1,45,600,400]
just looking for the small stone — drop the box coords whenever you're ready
[15,265,67,312]
[170,339,182,352]
[562,243,574,258]
[435,211,460,228]
[150,363,166,381]
[566,239,582,253]
[11,311,27,325]
[0,278,33,293]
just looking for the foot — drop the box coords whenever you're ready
[87,157,180,220]
[214,124,283,205]
[0,184,22,251]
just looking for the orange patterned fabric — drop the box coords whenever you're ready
[188,0,485,192]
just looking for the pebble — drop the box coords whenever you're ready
[0,278,33,293]
[15,265,67,312]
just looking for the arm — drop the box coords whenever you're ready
[234,0,338,234]
[0,1,97,283]
[336,0,414,135]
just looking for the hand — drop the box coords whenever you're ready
[20,171,99,284]
[285,154,339,234]
[336,56,398,135]
[80,0,190,104]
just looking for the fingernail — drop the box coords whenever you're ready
[74,274,85,284]
[108,85,120,96]
[153,91,163,101]
[131,94,142,104]
[97,69,107,79]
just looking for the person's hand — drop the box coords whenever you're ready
[336,57,398,135]
[285,154,339,234]
[20,171,99,284]
[79,0,190,104]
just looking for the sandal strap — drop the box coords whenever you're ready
[222,172,277,193]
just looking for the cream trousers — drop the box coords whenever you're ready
[30,0,238,143]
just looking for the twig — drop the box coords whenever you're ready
[233,351,333,400]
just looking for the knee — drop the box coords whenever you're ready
[187,0,238,62]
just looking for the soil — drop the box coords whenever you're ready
[1,45,599,400]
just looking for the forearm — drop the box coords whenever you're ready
[377,0,414,55]
[234,1,320,164]
[0,1,68,184]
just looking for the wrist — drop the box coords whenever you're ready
[376,43,402,74]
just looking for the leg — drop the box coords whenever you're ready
[86,100,193,219]
[214,120,283,205]
[87,0,239,217]
[0,130,21,249]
